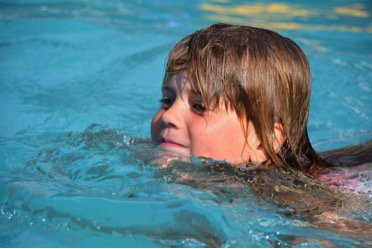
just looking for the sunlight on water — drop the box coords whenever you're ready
[200,1,371,32]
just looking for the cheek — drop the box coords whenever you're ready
[150,111,163,142]
[188,121,221,155]
[190,117,247,161]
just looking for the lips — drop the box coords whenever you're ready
[159,137,186,149]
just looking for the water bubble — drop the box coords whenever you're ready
[93,221,101,230]
[223,239,237,247]
[124,230,133,237]
[123,136,133,146]
[112,230,122,237]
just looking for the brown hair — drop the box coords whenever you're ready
[164,23,326,171]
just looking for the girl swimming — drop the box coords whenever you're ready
[149,23,372,239]
[151,22,325,171]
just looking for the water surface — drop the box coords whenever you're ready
[1,0,371,247]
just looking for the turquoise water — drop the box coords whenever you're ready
[1,0,371,247]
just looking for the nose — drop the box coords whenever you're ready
[161,99,183,128]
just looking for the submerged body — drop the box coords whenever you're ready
[149,140,372,241]
[317,142,372,193]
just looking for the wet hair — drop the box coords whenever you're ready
[164,23,326,171]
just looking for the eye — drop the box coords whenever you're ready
[159,97,173,109]
[192,102,207,113]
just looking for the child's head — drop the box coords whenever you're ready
[151,23,319,169]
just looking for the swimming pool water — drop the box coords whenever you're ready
[1,0,371,247]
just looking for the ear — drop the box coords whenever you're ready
[273,123,285,153]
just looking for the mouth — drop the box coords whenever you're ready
[159,137,187,150]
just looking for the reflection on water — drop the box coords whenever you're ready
[335,3,370,18]
[199,1,371,32]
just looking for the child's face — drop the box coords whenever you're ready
[151,71,262,163]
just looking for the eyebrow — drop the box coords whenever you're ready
[161,83,202,98]
[190,86,202,96]
[161,85,173,92]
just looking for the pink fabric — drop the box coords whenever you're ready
[318,163,371,193]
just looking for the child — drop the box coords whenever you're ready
[151,22,325,171]
[149,23,372,239]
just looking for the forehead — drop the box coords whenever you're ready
[162,71,200,94]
